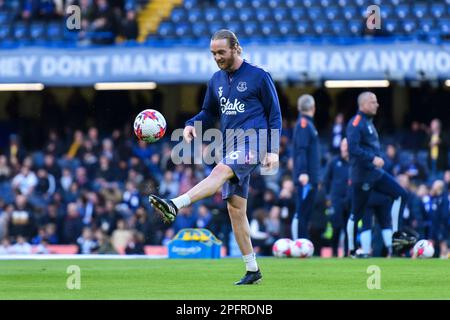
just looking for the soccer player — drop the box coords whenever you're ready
[346,91,409,257]
[291,94,320,240]
[360,192,394,257]
[148,30,281,284]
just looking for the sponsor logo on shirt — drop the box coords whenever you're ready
[220,97,245,115]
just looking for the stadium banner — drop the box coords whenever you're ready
[1,43,450,84]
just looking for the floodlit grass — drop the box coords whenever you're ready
[0,258,449,300]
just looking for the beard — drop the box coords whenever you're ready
[216,56,234,71]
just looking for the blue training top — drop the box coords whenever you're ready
[186,60,282,155]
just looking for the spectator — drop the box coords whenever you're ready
[0,238,12,255]
[95,199,118,235]
[120,9,138,40]
[196,205,212,229]
[134,206,152,244]
[159,171,179,199]
[11,235,33,254]
[428,119,449,176]
[77,227,98,254]
[0,204,12,240]
[249,209,272,256]
[8,195,36,241]
[60,168,74,193]
[66,130,85,160]
[277,178,296,238]
[162,228,175,246]
[62,202,83,244]
[401,121,427,152]
[330,113,345,154]
[383,144,401,176]
[12,165,38,196]
[94,229,118,254]
[173,207,196,234]
[125,231,145,255]
[111,219,133,252]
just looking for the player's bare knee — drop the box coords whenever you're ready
[211,164,234,182]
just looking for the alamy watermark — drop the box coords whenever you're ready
[66,265,81,290]
[366,265,381,290]
[170,122,280,175]
[66,5,81,30]
[366,5,381,30]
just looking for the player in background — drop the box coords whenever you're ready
[148,30,282,284]
[360,192,393,257]
[346,91,409,258]
[323,138,350,257]
[291,94,320,240]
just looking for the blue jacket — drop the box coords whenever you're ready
[186,60,282,154]
[323,155,349,200]
[346,110,384,183]
[293,114,320,185]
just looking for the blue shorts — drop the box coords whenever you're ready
[221,148,260,200]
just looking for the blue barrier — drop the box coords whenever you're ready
[168,228,222,259]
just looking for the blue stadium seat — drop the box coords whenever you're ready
[30,22,46,41]
[225,21,242,34]
[438,19,450,34]
[313,20,330,35]
[401,19,417,34]
[256,8,272,22]
[234,0,250,9]
[308,7,323,20]
[431,3,445,19]
[209,21,226,34]
[268,0,282,9]
[204,8,220,23]
[384,19,398,34]
[0,12,11,24]
[325,6,340,20]
[171,7,186,23]
[175,23,191,37]
[342,6,357,20]
[217,0,233,9]
[418,19,435,34]
[412,3,428,19]
[278,21,294,36]
[261,21,277,37]
[158,21,174,37]
[238,7,254,22]
[13,22,29,41]
[183,0,197,10]
[192,22,208,38]
[394,4,410,19]
[0,23,12,41]
[331,20,346,35]
[273,8,288,22]
[348,19,363,35]
[303,0,313,8]
[284,0,295,8]
[243,21,258,36]
[291,7,306,21]
[380,4,393,19]
[251,0,263,8]
[222,9,237,22]
[295,21,311,35]
[187,9,202,23]
[337,0,349,7]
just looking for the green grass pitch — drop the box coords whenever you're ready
[1,258,449,300]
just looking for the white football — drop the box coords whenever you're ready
[290,238,314,258]
[413,240,435,258]
[272,238,292,257]
[133,109,167,143]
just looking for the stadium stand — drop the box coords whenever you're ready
[0,0,450,47]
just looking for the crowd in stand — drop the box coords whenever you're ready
[1,0,139,44]
[0,110,449,256]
